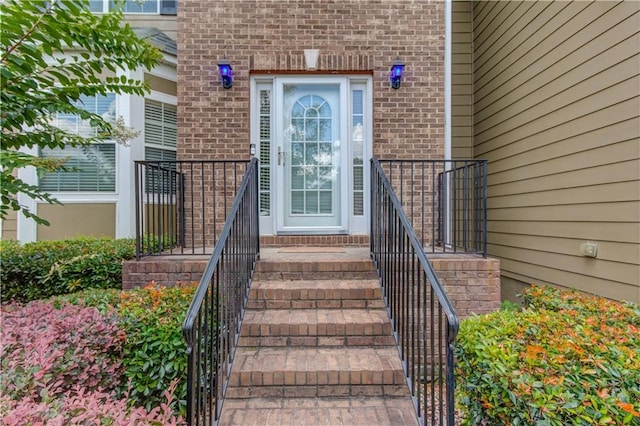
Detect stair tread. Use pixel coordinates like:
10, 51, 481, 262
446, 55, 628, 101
232, 347, 404, 374
243, 309, 389, 322
241, 309, 392, 339
251, 279, 380, 288
218, 396, 418, 426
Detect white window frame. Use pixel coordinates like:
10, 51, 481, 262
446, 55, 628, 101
39, 93, 119, 197
90, 0, 161, 14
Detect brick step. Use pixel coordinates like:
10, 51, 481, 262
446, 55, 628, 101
254, 255, 377, 281
218, 396, 418, 426
226, 347, 407, 399
238, 309, 395, 347
260, 235, 369, 247
247, 279, 384, 310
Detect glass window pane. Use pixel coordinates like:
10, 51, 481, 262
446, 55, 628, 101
305, 143, 318, 165
352, 117, 363, 133
310, 96, 324, 109
305, 192, 318, 214
319, 167, 332, 189
291, 119, 304, 140
305, 120, 318, 141
354, 166, 363, 191
291, 143, 304, 165
110, 0, 158, 13
40, 144, 116, 192
259, 88, 271, 216
260, 90, 271, 115
260, 120, 270, 140
145, 99, 177, 148
318, 102, 331, 117
291, 191, 304, 214
291, 167, 304, 189
319, 191, 332, 214
298, 95, 311, 108
318, 143, 332, 165
353, 193, 364, 216
352, 90, 363, 115
260, 193, 270, 216
305, 168, 318, 189
292, 103, 304, 118
319, 119, 332, 141
89, 1, 104, 12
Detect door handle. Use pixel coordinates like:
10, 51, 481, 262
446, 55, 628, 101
278, 146, 285, 166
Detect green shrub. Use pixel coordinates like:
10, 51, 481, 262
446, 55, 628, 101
0, 237, 135, 303
456, 285, 640, 425
53, 288, 122, 314
47, 284, 197, 415
0, 296, 185, 425
116, 283, 197, 413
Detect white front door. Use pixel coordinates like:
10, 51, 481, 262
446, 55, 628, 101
275, 80, 348, 233
252, 76, 371, 236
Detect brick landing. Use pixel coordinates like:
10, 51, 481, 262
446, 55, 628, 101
122, 248, 501, 318
218, 247, 419, 426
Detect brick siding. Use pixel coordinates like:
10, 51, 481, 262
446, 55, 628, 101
431, 256, 501, 318
178, 0, 445, 238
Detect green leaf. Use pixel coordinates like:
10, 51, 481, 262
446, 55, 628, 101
0, 0, 160, 223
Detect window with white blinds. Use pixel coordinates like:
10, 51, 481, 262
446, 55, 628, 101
258, 88, 271, 216
145, 99, 177, 152
145, 99, 177, 193
352, 89, 364, 216
40, 144, 116, 192
52, 94, 116, 137
90, 0, 165, 14
40, 94, 117, 192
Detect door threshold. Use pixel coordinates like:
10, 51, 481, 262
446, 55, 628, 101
276, 230, 349, 236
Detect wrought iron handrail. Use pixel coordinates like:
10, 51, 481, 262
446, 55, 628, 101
134, 160, 250, 259
371, 158, 460, 426
378, 159, 487, 257
181, 158, 260, 425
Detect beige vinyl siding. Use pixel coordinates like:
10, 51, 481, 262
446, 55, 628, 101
472, 0, 640, 303
1, 211, 18, 241
451, 0, 474, 159
145, 73, 177, 97
36, 203, 116, 241
124, 15, 177, 40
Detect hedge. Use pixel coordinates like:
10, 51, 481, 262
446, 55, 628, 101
456, 285, 640, 425
0, 237, 135, 303
1, 284, 197, 423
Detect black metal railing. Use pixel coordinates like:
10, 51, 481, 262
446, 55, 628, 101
181, 158, 260, 425
371, 159, 459, 426
378, 159, 487, 257
134, 160, 250, 259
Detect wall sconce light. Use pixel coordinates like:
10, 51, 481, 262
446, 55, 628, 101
390, 58, 405, 89
217, 58, 233, 89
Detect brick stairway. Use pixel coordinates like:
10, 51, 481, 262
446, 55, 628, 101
218, 247, 419, 425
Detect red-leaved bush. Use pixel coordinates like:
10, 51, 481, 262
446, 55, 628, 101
0, 381, 185, 425
0, 300, 186, 424
1, 301, 125, 400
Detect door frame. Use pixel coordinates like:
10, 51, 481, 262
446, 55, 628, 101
250, 75, 373, 236
274, 77, 349, 234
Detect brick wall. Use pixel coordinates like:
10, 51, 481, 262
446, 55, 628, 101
122, 257, 208, 289
431, 256, 501, 318
178, 0, 445, 160
122, 253, 501, 321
